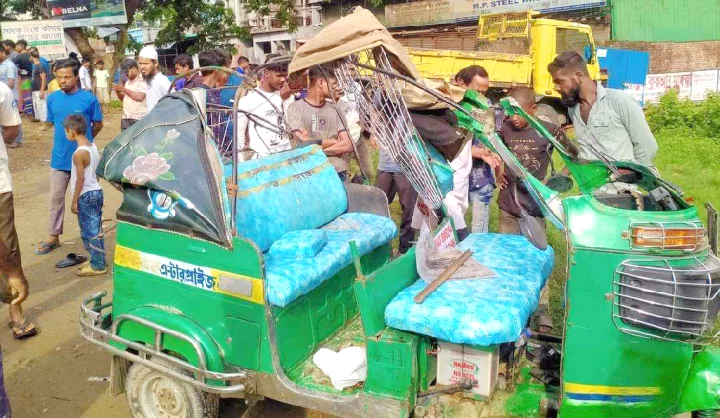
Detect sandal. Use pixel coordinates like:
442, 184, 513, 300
77, 264, 107, 277
35, 241, 61, 255
55, 253, 88, 269
11, 321, 38, 340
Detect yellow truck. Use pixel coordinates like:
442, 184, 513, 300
405, 11, 605, 124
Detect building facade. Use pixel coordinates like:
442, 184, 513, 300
224, 0, 323, 64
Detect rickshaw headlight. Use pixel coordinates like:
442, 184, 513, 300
631, 226, 706, 250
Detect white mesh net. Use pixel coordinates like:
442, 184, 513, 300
335, 48, 445, 211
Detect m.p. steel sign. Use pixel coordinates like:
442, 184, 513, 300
385, 0, 605, 27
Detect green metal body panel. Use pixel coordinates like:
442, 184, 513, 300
355, 247, 418, 337
610, 0, 720, 42
112, 223, 271, 374
273, 244, 390, 370
365, 327, 418, 407
354, 247, 431, 407
676, 348, 720, 414
504, 367, 558, 417
417, 337, 438, 392
112, 222, 423, 413
561, 248, 693, 417
113, 305, 227, 379
564, 194, 699, 252
559, 195, 710, 417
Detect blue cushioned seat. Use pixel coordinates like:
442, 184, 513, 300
229, 147, 396, 308
229, 146, 347, 252
265, 212, 397, 307
384, 233, 555, 346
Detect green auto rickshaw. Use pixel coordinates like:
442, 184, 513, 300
80, 10, 720, 418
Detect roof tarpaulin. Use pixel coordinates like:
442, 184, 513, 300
289, 7, 466, 109
289, 7, 420, 80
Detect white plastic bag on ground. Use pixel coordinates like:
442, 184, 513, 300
416, 220, 496, 283
312, 346, 367, 390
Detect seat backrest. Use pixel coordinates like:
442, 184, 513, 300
230, 146, 347, 252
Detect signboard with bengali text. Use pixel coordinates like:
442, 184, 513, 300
625, 70, 719, 105
690, 70, 719, 101
0, 20, 67, 61
666, 72, 692, 100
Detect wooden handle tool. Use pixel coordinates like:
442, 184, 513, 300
414, 249, 474, 304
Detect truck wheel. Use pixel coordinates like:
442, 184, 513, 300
125, 357, 219, 418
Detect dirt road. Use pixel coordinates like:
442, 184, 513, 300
3, 112, 319, 418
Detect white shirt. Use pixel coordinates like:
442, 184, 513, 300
0, 82, 22, 194
412, 140, 473, 230
79, 66, 92, 90
70, 144, 102, 196
336, 97, 361, 144
237, 88, 290, 158
145, 72, 171, 113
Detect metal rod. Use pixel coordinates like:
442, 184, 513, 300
417, 379, 475, 398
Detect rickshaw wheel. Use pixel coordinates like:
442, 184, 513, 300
125, 357, 220, 418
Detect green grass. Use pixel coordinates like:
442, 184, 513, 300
110, 99, 123, 111
376, 128, 720, 336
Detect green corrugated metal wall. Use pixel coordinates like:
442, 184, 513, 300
611, 0, 720, 42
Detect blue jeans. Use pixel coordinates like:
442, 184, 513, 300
469, 184, 494, 234
78, 190, 105, 270
0, 350, 10, 417
14, 125, 22, 145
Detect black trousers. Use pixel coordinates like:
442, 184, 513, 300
376, 171, 418, 254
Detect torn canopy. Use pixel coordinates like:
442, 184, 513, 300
289, 7, 465, 110
97, 92, 232, 248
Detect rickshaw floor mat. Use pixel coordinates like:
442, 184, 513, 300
384, 233, 555, 346
264, 212, 398, 307
285, 316, 366, 394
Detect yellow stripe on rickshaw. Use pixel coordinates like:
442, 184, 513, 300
564, 383, 662, 396
114, 245, 265, 304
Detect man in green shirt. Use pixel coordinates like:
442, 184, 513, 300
548, 51, 658, 167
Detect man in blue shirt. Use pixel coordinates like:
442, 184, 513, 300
173, 53, 194, 91
234, 56, 249, 76
35, 59, 103, 255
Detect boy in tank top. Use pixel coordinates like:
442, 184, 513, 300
65, 114, 106, 276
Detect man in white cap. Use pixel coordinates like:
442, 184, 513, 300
138, 45, 171, 112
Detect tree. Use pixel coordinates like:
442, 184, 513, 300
141, 1, 248, 53
1, 0, 248, 59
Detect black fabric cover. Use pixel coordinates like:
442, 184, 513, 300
410, 108, 468, 161
97, 92, 232, 248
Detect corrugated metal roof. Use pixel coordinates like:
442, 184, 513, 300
611, 0, 720, 42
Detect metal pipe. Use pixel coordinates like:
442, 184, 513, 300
417, 379, 475, 399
